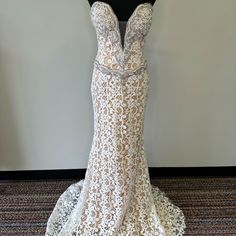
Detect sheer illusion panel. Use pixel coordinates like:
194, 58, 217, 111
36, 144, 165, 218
118, 21, 127, 50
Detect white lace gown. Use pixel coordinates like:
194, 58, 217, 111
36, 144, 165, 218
45, 2, 186, 235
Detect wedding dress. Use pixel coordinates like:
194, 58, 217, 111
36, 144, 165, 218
45, 2, 186, 235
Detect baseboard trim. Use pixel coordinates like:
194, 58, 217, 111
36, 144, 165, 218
0, 166, 235, 180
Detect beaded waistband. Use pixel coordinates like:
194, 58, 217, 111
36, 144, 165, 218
94, 60, 147, 77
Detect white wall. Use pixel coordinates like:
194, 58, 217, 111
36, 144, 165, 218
0, 0, 235, 170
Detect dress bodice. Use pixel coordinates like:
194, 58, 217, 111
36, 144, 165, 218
90, 1, 153, 72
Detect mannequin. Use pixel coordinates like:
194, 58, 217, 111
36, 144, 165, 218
88, 0, 156, 48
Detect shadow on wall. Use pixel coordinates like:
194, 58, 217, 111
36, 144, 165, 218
0, 54, 24, 170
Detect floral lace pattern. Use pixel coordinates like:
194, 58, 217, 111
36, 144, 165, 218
45, 2, 186, 235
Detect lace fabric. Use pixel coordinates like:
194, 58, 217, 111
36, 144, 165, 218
45, 2, 186, 235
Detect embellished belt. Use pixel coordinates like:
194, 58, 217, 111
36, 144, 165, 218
94, 60, 147, 77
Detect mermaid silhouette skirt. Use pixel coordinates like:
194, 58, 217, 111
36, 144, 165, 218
45, 2, 186, 235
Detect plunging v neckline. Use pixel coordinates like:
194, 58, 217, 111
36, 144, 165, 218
90, 1, 153, 54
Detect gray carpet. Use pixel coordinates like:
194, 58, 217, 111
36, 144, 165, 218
0, 176, 235, 235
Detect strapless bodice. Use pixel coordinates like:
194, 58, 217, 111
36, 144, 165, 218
90, 1, 153, 72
